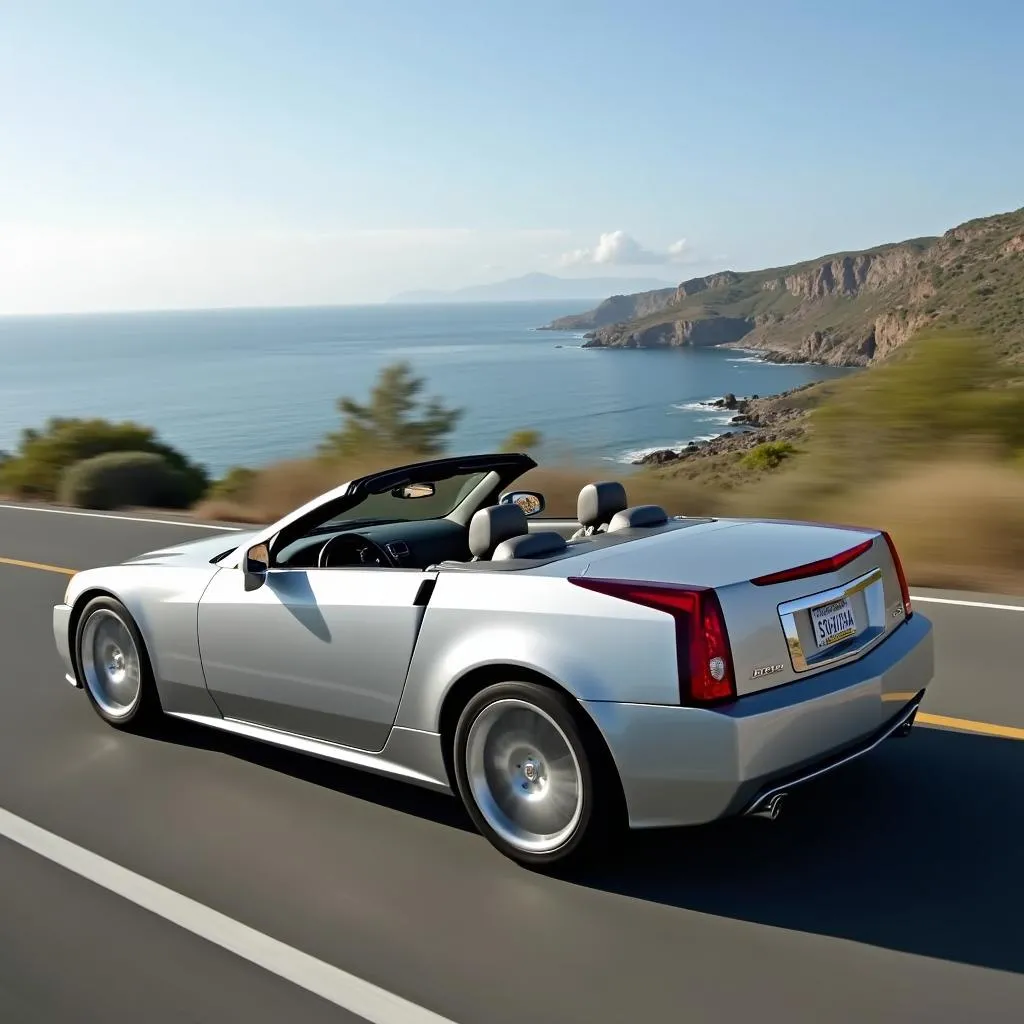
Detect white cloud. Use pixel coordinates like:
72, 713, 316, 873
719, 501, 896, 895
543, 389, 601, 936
560, 230, 691, 267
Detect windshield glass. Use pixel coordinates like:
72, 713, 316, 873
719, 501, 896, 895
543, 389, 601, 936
315, 470, 489, 530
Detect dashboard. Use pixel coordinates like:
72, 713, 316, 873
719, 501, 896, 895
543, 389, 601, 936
273, 518, 470, 571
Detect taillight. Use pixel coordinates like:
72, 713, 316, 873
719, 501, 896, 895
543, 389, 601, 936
750, 538, 874, 587
881, 531, 913, 618
567, 577, 736, 704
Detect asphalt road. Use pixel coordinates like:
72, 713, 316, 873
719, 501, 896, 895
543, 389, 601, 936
2, 501, 1023, 1023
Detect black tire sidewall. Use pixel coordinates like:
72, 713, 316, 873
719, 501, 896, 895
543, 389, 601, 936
74, 596, 160, 730
452, 680, 606, 868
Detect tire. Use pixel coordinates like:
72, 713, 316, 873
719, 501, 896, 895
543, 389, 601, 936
452, 680, 621, 870
74, 596, 162, 731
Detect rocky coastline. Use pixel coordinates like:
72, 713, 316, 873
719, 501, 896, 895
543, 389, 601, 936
632, 385, 816, 467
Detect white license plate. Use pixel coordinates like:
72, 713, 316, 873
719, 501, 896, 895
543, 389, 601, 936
810, 596, 857, 649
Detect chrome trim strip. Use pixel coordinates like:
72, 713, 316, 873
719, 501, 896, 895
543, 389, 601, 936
742, 694, 923, 816
165, 712, 451, 791
65, 673, 80, 688
778, 567, 887, 672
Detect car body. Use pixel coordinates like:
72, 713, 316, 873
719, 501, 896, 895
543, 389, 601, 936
52, 452, 934, 867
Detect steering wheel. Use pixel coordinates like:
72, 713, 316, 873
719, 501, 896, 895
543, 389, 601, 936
317, 532, 396, 569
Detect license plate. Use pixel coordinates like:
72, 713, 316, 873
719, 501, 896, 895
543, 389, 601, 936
810, 596, 857, 649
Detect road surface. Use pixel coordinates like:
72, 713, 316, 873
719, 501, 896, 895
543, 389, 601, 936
1, 502, 1022, 1023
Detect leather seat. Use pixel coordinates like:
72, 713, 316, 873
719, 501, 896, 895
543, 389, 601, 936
607, 504, 669, 531
570, 481, 628, 540
468, 504, 529, 560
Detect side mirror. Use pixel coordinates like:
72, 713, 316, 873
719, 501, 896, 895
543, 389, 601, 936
242, 542, 270, 591
391, 482, 436, 499
500, 490, 545, 517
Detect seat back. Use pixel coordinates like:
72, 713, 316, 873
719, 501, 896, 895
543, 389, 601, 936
571, 481, 628, 540
607, 504, 669, 532
468, 504, 528, 560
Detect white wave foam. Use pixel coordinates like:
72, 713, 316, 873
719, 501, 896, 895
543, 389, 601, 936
671, 396, 724, 411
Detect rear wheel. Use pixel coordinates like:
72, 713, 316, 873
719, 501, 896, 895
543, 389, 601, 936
452, 680, 620, 869
75, 596, 161, 731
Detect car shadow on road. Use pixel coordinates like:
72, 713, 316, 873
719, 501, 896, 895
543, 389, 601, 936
154, 715, 475, 832
574, 727, 1024, 976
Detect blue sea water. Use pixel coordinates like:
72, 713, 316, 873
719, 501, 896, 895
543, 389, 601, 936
0, 302, 854, 477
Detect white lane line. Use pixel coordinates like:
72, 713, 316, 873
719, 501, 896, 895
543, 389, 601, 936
0, 806, 457, 1024
0, 504, 243, 531
910, 595, 1024, 613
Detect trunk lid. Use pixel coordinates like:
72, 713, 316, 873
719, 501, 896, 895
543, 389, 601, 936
578, 518, 909, 696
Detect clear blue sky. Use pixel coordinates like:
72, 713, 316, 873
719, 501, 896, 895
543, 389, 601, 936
2, 0, 1022, 313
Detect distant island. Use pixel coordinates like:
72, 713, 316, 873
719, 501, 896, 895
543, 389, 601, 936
387, 272, 677, 305
540, 206, 1024, 367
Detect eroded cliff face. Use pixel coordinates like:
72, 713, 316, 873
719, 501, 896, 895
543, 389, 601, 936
543, 205, 1024, 366
543, 288, 677, 331
583, 315, 755, 349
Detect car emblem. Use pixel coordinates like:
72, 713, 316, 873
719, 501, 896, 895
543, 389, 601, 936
751, 663, 784, 679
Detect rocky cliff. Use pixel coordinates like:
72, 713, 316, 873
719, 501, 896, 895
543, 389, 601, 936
544, 206, 1024, 366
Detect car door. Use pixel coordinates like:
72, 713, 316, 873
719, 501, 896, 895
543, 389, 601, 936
196, 563, 437, 752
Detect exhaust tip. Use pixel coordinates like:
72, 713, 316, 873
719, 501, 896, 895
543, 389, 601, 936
751, 792, 787, 820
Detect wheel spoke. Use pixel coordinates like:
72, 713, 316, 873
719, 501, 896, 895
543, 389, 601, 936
80, 609, 143, 719
465, 697, 584, 855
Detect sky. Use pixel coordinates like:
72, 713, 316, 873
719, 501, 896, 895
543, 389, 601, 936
1, 0, 1023, 314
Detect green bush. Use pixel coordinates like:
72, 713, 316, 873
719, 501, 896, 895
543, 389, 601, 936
740, 441, 797, 470
58, 451, 196, 511
0, 416, 209, 502
500, 428, 542, 453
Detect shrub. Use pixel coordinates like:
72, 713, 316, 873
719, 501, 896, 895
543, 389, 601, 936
207, 465, 259, 502
500, 428, 542, 453
0, 416, 208, 502
740, 441, 797, 471
58, 451, 196, 511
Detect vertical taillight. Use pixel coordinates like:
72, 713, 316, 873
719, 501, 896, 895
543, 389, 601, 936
567, 577, 737, 704
881, 532, 913, 619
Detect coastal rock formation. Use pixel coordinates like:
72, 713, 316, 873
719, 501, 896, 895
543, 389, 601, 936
582, 315, 754, 349
541, 205, 1024, 367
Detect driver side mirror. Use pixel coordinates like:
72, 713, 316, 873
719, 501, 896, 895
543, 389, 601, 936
500, 490, 545, 517
242, 542, 270, 591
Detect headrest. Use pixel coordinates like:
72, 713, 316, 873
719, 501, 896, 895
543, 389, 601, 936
492, 531, 568, 562
578, 481, 628, 529
607, 504, 669, 531
469, 504, 528, 559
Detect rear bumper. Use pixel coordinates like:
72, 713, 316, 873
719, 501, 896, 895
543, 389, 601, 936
581, 612, 934, 829
52, 603, 79, 687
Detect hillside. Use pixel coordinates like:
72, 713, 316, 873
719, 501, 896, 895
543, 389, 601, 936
542, 207, 1024, 366
388, 272, 676, 304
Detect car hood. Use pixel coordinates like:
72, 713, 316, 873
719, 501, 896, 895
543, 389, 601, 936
122, 529, 260, 567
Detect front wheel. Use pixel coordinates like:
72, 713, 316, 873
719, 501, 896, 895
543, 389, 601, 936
452, 681, 620, 869
75, 596, 162, 731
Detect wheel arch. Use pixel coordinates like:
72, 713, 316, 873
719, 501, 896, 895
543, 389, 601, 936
436, 663, 625, 814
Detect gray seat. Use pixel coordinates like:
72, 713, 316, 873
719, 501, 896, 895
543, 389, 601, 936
468, 503, 528, 560
607, 504, 669, 531
570, 481, 628, 540
492, 531, 568, 562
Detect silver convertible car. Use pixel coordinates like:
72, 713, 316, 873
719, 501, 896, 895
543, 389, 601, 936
52, 452, 934, 868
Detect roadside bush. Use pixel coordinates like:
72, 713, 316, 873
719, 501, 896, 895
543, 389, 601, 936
58, 451, 196, 511
0, 416, 209, 502
740, 441, 796, 471
500, 428, 543, 453
206, 465, 259, 502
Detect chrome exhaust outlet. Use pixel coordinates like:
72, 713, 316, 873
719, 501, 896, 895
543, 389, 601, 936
750, 792, 787, 820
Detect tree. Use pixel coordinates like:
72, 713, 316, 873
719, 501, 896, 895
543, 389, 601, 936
318, 362, 463, 458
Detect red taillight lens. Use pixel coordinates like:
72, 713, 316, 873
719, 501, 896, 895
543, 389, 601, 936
567, 577, 736, 704
881, 531, 912, 618
750, 538, 874, 587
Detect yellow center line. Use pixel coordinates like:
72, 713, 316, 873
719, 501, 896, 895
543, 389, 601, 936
916, 712, 1024, 741
0, 555, 77, 576
2, 554, 1023, 742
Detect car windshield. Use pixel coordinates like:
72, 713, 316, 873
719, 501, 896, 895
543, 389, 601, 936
314, 469, 490, 530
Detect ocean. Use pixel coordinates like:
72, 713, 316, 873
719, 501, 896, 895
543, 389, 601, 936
0, 302, 854, 478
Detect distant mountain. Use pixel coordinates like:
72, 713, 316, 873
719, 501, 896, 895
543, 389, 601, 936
387, 272, 678, 305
